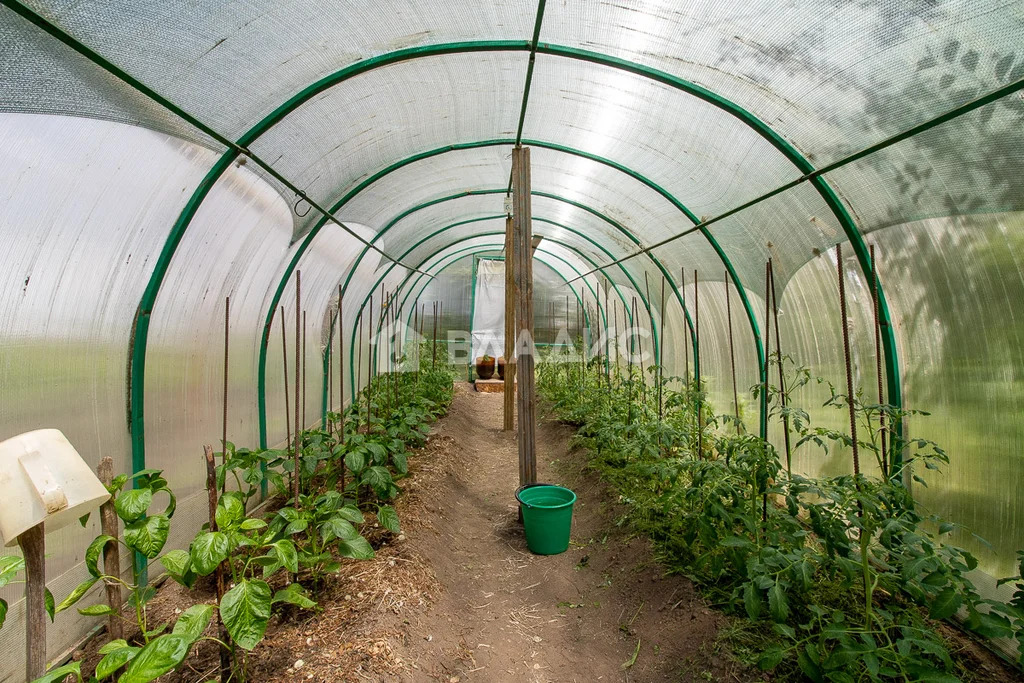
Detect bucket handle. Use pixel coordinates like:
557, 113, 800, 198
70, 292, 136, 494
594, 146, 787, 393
515, 483, 553, 509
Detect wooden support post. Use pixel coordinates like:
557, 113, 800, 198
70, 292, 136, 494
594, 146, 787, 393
97, 457, 122, 642
504, 214, 516, 432
20, 523, 46, 681
204, 446, 231, 681
512, 145, 537, 486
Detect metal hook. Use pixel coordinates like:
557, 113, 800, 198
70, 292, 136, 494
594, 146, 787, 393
293, 196, 312, 217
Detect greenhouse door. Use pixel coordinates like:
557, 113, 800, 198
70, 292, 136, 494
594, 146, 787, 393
469, 257, 506, 363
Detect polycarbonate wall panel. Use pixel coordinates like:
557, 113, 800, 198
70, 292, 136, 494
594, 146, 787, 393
827, 91, 1024, 233
144, 160, 295, 573
18, 0, 534, 139
524, 55, 798, 221
340, 146, 513, 228
542, 0, 1024, 168
0, 8, 220, 149
870, 213, 1024, 579
768, 245, 880, 480
249, 53, 527, 237
0, 114, 221, 677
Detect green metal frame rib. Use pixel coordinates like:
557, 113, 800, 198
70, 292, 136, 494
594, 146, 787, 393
361, 236, 611, 396
16, 21, 895, 481
347, 221, 642, 404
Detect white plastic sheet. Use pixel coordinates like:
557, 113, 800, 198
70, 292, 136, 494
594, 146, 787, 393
469, 258, 506, 361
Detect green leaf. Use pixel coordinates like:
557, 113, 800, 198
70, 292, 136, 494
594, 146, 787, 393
29, 661, 81, 683
758, 646, 784, 670
84, 535, 117, 579
190, 531, 230, 576
78, 603, 117, 616
391, 451, 408, 475
124, 515, 170, 559
377, 506, 400, 534
344, 450, 365, 474
272, 540, 299, 574
272, 583, 316, 609
768, 583, 790, 623
0, 555, 25, 588
742, 582, 761, 620
159, 549, 190, 577
0, 599, 7, 629
338, 536, 375, 560
220, 579, 272, 650
321, 517, 358, 543
45, 588, 54, 622
216, 493, 245, 529
337, 505, 364, 524
362, 466, 393, 495
171, 604, 214, 642
56, 577, 99, 613
119, 634, 191, 683
114, 488, 153, 523
98, 639, 130, 655
96, 644, 139, 679
929, 587, 962, 620
239, 518, 267, 531
796, 645, 823, 683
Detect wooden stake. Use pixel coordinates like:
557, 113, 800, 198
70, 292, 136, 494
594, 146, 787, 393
431, 301, 438, 371
504, 215, 516, 432
367, 295, 374, 431
338, 288, 346, 495
681, 268, 689, 382
20, 523, 45, 681
222, 296, 230, 458
204, 445, 231, 681
870, 245, 888, 478
302, 310, 307, 429
659, 277, 666, 428
97, 457, 122, 642
294, 271, 301, 504
768, 259, 793, 475
280, 306, 291, 446
694, 270, 702, 459
512, 145, 537, 485
836, 245, 861, 476
356, 311, 363, 428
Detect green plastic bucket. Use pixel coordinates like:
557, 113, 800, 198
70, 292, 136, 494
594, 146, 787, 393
516, 484, 577, 555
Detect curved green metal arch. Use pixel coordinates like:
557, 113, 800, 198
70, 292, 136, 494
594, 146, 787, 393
346, 221, 650, 404
132, 39, 896, 469
341, 203, 667, 395
322, 241, 600, 422
358, 236, 614, 407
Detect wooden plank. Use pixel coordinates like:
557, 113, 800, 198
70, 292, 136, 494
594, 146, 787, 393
512, 146, 537, 485
97, 457, 123, 642
503, 214, 515, 432
19, 523, 45, 680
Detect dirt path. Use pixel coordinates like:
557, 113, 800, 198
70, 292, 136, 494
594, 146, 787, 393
383, 384, 740, 682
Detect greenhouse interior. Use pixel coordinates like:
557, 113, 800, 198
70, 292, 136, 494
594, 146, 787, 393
1, 0, 1023, 681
